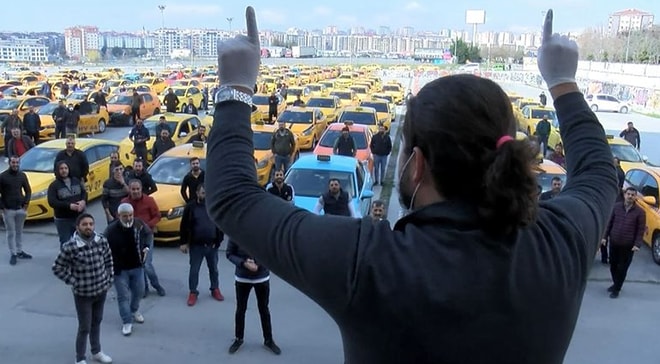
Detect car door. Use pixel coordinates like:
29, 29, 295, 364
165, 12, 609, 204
608, 96, 621, 111
355, 164, 370, 217
83, 145, 105, 199
637, 171, 659, 243
77, 101, 95, 134
175, 120, 191, 144
314, 109, 326, 135
140, 94, 153, 117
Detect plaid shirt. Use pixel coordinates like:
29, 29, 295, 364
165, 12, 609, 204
52, 231, 114, 297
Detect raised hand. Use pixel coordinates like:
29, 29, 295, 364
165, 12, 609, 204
217, 6, 261, 95
537, 10, 579, 89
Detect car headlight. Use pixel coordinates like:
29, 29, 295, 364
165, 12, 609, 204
256, 158, 269, 168
32, 189, 48, 199
302, 126, 314, 136
167, 206, 184, 219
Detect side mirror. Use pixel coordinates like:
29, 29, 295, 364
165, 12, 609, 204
643, 155, 649, 162
361, 190, 374, 200
642, 195, 657, 206
179, 131, 188, 137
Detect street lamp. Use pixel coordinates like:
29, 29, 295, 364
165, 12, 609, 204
158, 5, 166, 68
227, 17, 233, 33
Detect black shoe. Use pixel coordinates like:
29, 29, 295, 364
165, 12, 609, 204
228, 338, 243, 354
607, 285, 616, 292
155, 286, 166, 296
9, 254, 17, 265
609, 291, 619, 299
601, 259, 609, 265
17, 251, 32, 259
264, 339, 281, 355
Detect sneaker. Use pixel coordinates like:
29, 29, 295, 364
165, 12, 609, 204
75, 360, 88, 364
156, 286, 166, 296
228, 338, 243, 354
264, 339, 282, 355
609, 291, 620, 299
17, 251, 32, 259
607, 285, 616, 292
187, 292, 198, 306
211, 288, 224, 301
91, 351, 113, 363
133, 312, 145, 324
9, 254, 17, 265
121, 323, 132, 336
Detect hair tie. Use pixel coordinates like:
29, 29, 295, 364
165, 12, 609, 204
496, 135, 514, 149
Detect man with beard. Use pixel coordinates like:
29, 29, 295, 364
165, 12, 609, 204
539, 176, 562, 201
126, 159, 157, 195
54, 136, 90, 182
269, 120, 295, 173
102, 165, 129, 224
369, 200, 388, 224
48, 161, 87, 246
163, 88, 180, 113
369, 124, 392, 185
0, 155, 32, 265
151, 129, 175, 160
180, 157, 205, 203
313, 178, 356, 217
53, 213, 114, 364
128, 119, 150, 163
187, 125, 207, 143
333, 127, 357, 157
266, 169, 294, 203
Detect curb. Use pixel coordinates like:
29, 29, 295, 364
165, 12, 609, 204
378, 116, 403, 216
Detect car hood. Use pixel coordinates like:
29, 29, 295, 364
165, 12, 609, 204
40, 115, 55, 128
151, 184, 185, 210
293, 196, 319, 213
24, 172, 55, 193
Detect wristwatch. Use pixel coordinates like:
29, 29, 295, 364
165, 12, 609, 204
214, 86, 253, 107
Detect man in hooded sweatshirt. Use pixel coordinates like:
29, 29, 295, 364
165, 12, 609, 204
48, 161, 87, 245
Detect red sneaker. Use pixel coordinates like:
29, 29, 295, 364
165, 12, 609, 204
187, 292, 198, 306
211, 288, 225, 301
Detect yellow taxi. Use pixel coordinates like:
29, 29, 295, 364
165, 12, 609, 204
622, 165, 660, 264
334, 73, 355, 88
607, 135, 650, 173
382, 83, 404, 104
336, 106, 379, 134
533, 159, 567, 194
299, 70, 317, 84
38, 101, 110, 141
118, 113, 206, 164
4, 85, 46, 97
370, 92, 395, 106
171, 79, 201, 88
284, 86, 311, 105
104, 79, 133, 93
518, 105, 562, 152
20, 138, 119, 220
349, 85, 370, 102
319, 80, 335, 91
260, 76, 278, 92
329, 89, 359, 106
252, 93, 285, 122
158, 86, 204, 111
204, 105, 263, 126
275, 106, 327, 150
359, 98, 394, 129
515, 98, 541, 111
252, 121, 300, 185
66, 91, 95, 104
106, 91, 162, 126
306, 96, 341, 123
0, 95, 51, 121
200, 75, 218, 90
307, 83, 329, 97
507, 92, 525, 105
139, 77, 168, 94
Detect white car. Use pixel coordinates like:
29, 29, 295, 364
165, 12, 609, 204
585, 94, 630, 113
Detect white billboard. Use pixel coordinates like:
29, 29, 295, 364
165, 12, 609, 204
466, 10, 486, 24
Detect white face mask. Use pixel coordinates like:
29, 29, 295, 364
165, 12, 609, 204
68, 107, 73, 111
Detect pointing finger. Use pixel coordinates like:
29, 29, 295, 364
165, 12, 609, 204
245, 6, 260, 46
543, 9, 553, 44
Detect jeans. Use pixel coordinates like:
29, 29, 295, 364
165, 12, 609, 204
4, 208, 26, 255
66, 126, 78, 137
55, 124, 66, 139
609, 245, 635, 292
54, 217, 77, 246
538, 135, 549, 153
74, 292, 107, 362
274, 154, 290, 174
143, 236, 162, 290
189, 245, 219, 294
134, 146, 148, 163
114, 267, 145, 324
234, 280, 273, 341
373, 154, 388, 183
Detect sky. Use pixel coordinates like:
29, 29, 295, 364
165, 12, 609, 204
3, 1, 660, 34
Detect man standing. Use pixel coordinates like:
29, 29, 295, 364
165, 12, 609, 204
48, 161, 87, 246
313, 178, 357, 217
187, 125, 207, 143
270, 120, 295, 173
130, 91, 142, 124
23, 106, 41, 144
601, 157, 628, 264
151, 129, 175, 160
52, 213, 113, 364
52, 100, 67, 139
102, 165, 129, 224
180, 184, 225, 306
184, 98, 198, 115
92, 89, 107, 110
129, 119, 150, 163
54, 136, 89, 182
539, 177, 563, 201
292, 94, 304, 107
267, 91, 279, 123
266, 169, 294, 203
369, 124, 392, 185
121, 179, 165, 297
2, 109, 22, 158
104, 203, 150, 336
0, 155, 32, 265
539, 91, 547, 106
126, 159, 157, 195
155, 115, 172, 136
601, 187, 646, 298
6, 127, 35, 157
333, 127, 357, 157
619, 121, 641, 149
163, 88, 180, 113
180, 157, 205, 203
547, 143, 565, 168
226, 239, 281, 355
534, 115, 551, 153
64, 103, 81, 136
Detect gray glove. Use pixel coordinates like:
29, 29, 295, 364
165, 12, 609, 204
217, 7, 260, 95
537, 10, 579, 89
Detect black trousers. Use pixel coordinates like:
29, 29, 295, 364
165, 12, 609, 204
268, 109, 278, 123
234, 280, 273, 341
131, 107, 140, 123
609, 244, 635, 292
74, 292, 107, 362
27, 131, 39, 145
55, 124, 66, 139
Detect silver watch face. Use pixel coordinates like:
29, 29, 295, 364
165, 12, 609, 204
216, 87, 234, 101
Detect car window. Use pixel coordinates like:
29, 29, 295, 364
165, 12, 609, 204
142, 94, 152, 103
96, 144, 118, 160
608, 96, 619, 102
26, 98, 49, 108
149, 156, 207, 185
640, 172, 659, 200
179, 122, 190, 135
356, 166, 364, 192
626, 169, 647, 188
85, 146, 101, 165
188, 117, 199, 130
284, 169, 355, 198
597, 95, 607, 101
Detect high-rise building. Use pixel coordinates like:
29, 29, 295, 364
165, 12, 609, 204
608, 8, 654, 35
0, 38, 48, 62
64, 26, 100, 59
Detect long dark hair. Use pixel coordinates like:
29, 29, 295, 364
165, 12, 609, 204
402, 75, 538, 237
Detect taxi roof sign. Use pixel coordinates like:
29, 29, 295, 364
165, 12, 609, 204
317, 155, 331, 162
192, 141, 205, 148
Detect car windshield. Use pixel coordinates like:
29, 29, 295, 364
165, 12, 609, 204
285, 169, 355, 198
107, 95, 132, 105
143, 121, 179, 137
19, 147, 61, 173
68, 93, 88, 100
253, 131, 272, 150
320, 82, 333, 88
319, 130, 367, 149
171, 89, 187, 96
330, 91, 351, 100
106, 80, 122, 87
252, 95, 269, 105
382, 85, 400, 92
536, 172, 567, 194
531, 109, 557, 120
360, 102, 388, 112
0, 98, 20, 110
611, 143, 644, 163
338, 75, 352, 80
278, 110, 313, 124
38, 103, 59, 115
339, 111, 376, 126
149, 156, 207, 185
287, 88, 303, 96
307, 98, 334, 108
350, 87, 367, 93
308, 85, 323, 91
201, 77, 216, 83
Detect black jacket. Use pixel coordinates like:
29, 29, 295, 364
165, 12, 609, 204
104, 218, 151, 274
205, 93, 618, 363
126, 170, 157, 195
52, 105, 67, 125
47, 164, 87, 219
369, 131, 392, 156
64, 110, 80, 130
179, 199, 223, 246
164, 93, 179, 111
54, 149, 89, 181
22, 112, 41, 134
151, 137, 175, 160
0, 168, 31, 209
184, 103, 198, 115
180, 170, 205, 202
226, 239, 269, 280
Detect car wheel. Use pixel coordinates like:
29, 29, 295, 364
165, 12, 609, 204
653, 233, 660, 265
590, 104, 599, 112
97, 118, 106, 133
312, 135, 317, 148
154, 108, 161, 115
620, 106, 628, 114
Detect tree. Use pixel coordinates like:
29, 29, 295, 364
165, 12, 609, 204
271, 39, 298, 48
450, 39, 481, 64
577, 27, 660, 64
100, 45, 108, 59
111, 46, 123, 58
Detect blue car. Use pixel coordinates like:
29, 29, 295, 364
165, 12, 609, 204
284, 154, 375, 217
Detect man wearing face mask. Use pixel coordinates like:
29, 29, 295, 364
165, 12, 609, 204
266, 169, 294, 203
312, 178, 356, 217
333, 127, 357, 157
104, 203, 151, 336
64, 103, 80, 137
